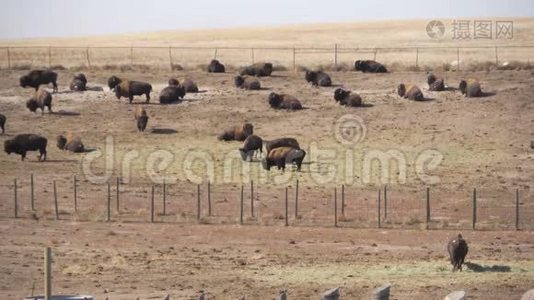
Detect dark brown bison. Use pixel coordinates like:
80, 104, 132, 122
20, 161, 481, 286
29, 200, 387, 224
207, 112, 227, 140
19, 70, 58, 92
262, 146, 306, 171
4, 134, 47, 161
208, 59, 225, 73
354, 60, 387, 73
69, 73, 87, 91
305, 71, 332, 87
268, 93, 302, 110
108, 76, 152, 104
447, 234, 468, 272
57, 132, 85, 153
182, 78, 199, 93
265, 138, 300, 154
459, 79, 482, 97
334, 88, 363, 107
217, 123, 253, 141
26, 89, 53, 114
135, 107, 149, 132
240, 63, 273, 77
427, 72, 445, 91
234, 75, 261, 90
0, 113, 5, 134
398, 83, 424, 101
239, 134, 263, 161
159, 79, 185, 104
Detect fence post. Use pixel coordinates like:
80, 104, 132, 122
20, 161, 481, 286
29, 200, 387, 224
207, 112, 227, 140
384, 185, 387, 219
53, 181, 59, 220
250, 180, 254, 217
6, 47, 11, 69
292, 48, 296, 72
162, 178, 166, 216
73, 175, 77, 212
168, 46, 173, 70
295, 179, 299, 218
251, 48, 254, 64
334, 187, 338, 227
151, 185, 155, 223
456, 47, 460, 71
85, 47, 91, 68
495, 46, 499, 66
207, 181, 211, 216
415, 47, 419, 68
214, 48, 218, 59
285, 187, 289, 226
240, 185, 244, 225
377, 188, 381, 228
48, 46, 52, 68
373, 49, 377, 61
334, 44, 338, 68
426, 187, 430, 229
341, 184, 345, 218
197, 184, 201, 222
14, 179, 18, 218
473, 188, 477, 230
515, 189, 519, 230
129, 47, 133, 66
116, 177, 120, 213
44, 247, 52, 300
107, 183, 111, 222
31, 173, 35, 211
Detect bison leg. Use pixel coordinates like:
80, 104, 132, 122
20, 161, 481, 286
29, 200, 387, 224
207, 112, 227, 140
21, 151, 26, 161
53, 81, 58, 93
47, 103, 53, 113
145, 92, 150, 103
41, 149, 47, 161
129, 95, 134, 104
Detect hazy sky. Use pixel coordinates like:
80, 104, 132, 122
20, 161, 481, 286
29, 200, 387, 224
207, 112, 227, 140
1, 0, 533, 39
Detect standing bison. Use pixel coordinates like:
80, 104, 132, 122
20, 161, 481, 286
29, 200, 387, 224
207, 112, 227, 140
159, 79, 185, 104
334, 88, 363, 107
135, 107, 149, 132
427, 72, 445, 91
305, 71, 332, 87
234, 75, 261, 90
69, 73, 87, 91
459, 78, 482, 97
268, 93, 302, 110
398, 83, 424, 101
239, 134, 263, 161
0, 113, 5, 134
19, 70, 58, 92
447, 234, 468, 272
26, 89, 53, 114
265, 138, 300, 154
108, 76, 152, 103
240, 63, 273, 77
4, 134, 47, 161
354, 60, 388, 73
262, 146, 306, 172
217, 123, 253, 141
57, 133, 85, 153
208, 59, 225, 73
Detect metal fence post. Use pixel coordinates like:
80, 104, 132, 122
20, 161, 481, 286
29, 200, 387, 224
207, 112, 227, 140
48, 46, 52, 67
73, 175, 77, 212
107, 183, 111, 222
457, 47, 460, 71
334, 44, 338, 68
197, 184, 201, 221
426, 187, 430, 229
415, 47, 419, 68
44, 247, 52, 300
14, 179, 18, 218
334, 187, 338, 227
295, 179, 299, 218
168, 46, 173, 70
6, 47, 11, 69
495, 46, 499, 66
250, 180, 254, 217
377, 188, 381, 228
251, 48, 254, 64
472, 188, 477, 230
384, 185, 387, 219
240, 185, 244, 225
515, 189, 520, 230
85, 47, 91, 68
31, 173, 35, 211
207, 181, 211, 216
285, 187, 289, 226
292, 48, 296, 72
162, 178, 166, 216
53, 181, 59, 220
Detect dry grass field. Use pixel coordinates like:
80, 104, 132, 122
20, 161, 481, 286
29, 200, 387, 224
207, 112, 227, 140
1, 19, 534, 299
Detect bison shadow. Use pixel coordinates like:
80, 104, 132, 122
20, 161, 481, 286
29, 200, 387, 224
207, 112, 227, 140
151, 128, 177, 134
87, 86, 105, 92
478, 91, 497, 98
31, 159, 78, 163
269, 74, 289, 78
464, 262, 511, 273
52, 110, 81, 116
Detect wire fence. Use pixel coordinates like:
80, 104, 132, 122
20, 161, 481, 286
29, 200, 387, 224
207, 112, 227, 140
1, 44, 534, 71
1, 173, 533, 231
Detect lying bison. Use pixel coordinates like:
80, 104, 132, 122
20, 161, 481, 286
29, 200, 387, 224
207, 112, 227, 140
334, 88, 363, 107
427, 72, 445, 91
397, 83, 424, 101
159, 79, 185, 104
217, 123, 253, 141
241, 62, 273, 77
108, 76, 152, 103
69, 73, 87, 91
135, 107, 149, 132
239, 134, 263, 161
26, 89, 53, 114
57, 133, 85, 153
265, 138, 300, 154
268, 93, 302, 110
20, 70, 58, 92
234, 75, 261, 90
0, 113, 5, 134
305, 71, 332, 87
447, 233, 468, 272
4, 134, 47, 161
459, 78, 482, 97
208, 59, 225, 73
354, 60, 388, 73
262, 146, 306, 172
182, 78, 199, 93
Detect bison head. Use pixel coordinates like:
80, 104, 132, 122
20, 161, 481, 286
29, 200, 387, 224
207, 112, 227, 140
242, 123, 253, 137
305, 71, 317, 84
114, 85, 123, 99
4, 139, 14, 154
334, 88, 350, 102
19, 75, 32, 88
264, 63, 273, 73
107, 76, 121, 90
427, 72, 437, 85
137, 116, 148, 132
56, 135, 67, 150
268, 92, 282, 108
459, 80, 467, 95
168, 78, 179, 86
397, 84, 407, 97
75, 73, 87, 84
234, 76, 245, 88
26, 99, 39, 112
261, 158, 270, 170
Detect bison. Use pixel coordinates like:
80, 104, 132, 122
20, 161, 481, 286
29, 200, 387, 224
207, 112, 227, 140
240, 62, 273, 77
447, 233, 468, 272
305, 71, 332, 87
262, 146, 306, 172
239, 134, 263, 161
69, 73, 87, 91
427, 72, 445, 91
0, 113, 5, 134
268, 93, 302, 110
459, 79, 482, 97
208, 59, 225, 73
135, 107, 149, 132
19, 70, 58, 92
334, 88, 363, 107
4, 134, 47, 161
234, 75, 261, 90
108, 76, 152, 104
159, 79, 185, 104
26, 89, 53, 114
182, 78, 199, 93
57, 132, 85, 153
217, 123, 253, 141
398, 83, 424, 101
168, 78, 180, 86
265, 138, 300, 154
354, 60, 387, 73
